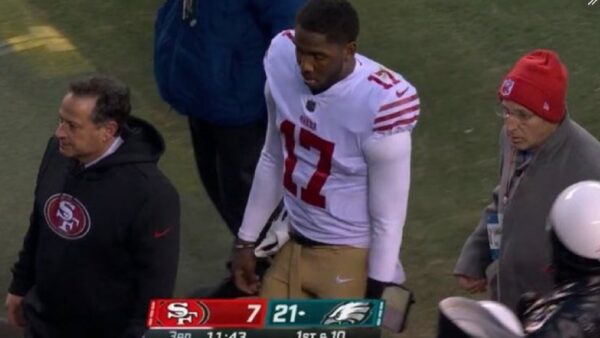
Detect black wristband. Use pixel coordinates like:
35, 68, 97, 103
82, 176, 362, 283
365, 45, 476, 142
366, 278, 388, 299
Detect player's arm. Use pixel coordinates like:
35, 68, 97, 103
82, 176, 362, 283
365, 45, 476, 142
237, 82, 284, 243
364, 131, 412, 298
126, 180, 180, 338
233, 82, 284, 294
363, 79, 420, 297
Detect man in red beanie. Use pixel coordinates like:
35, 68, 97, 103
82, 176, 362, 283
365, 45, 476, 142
454, 49, 600, 311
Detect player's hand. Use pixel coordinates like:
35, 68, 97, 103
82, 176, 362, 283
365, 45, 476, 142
5, 292, 26, 328
232, 246, 260, 295
456, 275, 487, 293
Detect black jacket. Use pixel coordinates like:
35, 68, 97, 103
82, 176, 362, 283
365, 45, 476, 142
521, 276, 600, 338
9, 117, 180, 338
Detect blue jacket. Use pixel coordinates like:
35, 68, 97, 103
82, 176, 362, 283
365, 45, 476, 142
154, 0, 304, 126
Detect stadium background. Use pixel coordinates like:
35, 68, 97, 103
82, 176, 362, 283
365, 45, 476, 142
0, 0, 598, 337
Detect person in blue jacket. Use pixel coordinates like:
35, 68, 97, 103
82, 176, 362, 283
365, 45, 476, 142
154, 0, 305, 237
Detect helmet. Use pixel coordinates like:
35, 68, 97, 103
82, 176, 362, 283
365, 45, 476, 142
548, 180, 600, 279
549, 181, 600, 260
437, 297, 524, 338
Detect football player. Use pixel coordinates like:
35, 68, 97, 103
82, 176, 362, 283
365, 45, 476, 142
232, 0, 420, 299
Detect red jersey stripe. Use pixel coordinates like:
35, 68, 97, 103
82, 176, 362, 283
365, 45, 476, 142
378, 94, 419, 112
374, 104, 420, 124
373, 115, 419, 132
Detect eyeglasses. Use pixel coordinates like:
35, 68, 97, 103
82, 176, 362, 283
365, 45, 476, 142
495, 105, 535, 123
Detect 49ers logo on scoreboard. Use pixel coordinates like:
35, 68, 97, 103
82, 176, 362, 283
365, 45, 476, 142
44, 193, 91, 239
150, 300, 210, 327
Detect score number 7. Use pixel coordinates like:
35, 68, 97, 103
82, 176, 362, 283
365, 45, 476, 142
280, 120, 334, 208
247, 304, 262, 323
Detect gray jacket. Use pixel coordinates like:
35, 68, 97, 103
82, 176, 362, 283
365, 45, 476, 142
455, 118, 600, 311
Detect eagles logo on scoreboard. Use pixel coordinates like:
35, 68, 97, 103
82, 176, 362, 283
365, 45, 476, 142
322, 301, 373, 325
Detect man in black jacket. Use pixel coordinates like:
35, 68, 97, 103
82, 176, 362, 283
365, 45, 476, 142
4, 75, 180, 338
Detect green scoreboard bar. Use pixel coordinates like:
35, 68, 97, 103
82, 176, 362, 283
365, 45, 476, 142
265, 299, 384, 328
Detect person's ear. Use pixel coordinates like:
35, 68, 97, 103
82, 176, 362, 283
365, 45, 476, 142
344, 41, 357, 61
102, 120, 119, 140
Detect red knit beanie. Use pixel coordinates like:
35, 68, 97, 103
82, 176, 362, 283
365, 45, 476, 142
498, 49, 568, 123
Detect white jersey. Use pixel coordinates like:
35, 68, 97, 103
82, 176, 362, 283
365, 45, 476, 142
239, 30, 420, 282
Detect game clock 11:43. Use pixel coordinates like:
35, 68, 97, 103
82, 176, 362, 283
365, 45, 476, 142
205, 332, 246, 338
167, 331, 247, 338
167, 330, 349, 338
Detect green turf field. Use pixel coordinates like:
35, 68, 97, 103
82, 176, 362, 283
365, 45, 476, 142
0, 0, 598, 337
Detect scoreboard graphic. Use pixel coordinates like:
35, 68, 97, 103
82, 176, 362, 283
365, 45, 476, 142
146, 299, 384, 338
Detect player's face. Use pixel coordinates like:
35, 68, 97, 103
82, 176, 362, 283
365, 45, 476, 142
501, 100, 558, 151
294, 26, 356, 94
54, 92, 116, 163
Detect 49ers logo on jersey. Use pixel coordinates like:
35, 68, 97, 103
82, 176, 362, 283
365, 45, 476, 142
44, 193, 91, 239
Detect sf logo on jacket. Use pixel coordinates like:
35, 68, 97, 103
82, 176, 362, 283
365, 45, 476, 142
44, 193, 91, 239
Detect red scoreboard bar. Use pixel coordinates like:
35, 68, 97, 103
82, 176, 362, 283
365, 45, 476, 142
148, 299, 268, 329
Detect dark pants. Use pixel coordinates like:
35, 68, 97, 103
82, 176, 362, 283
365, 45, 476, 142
188, 117, 282, 298
188, 117, 266, 236
23, 287, 133, 338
